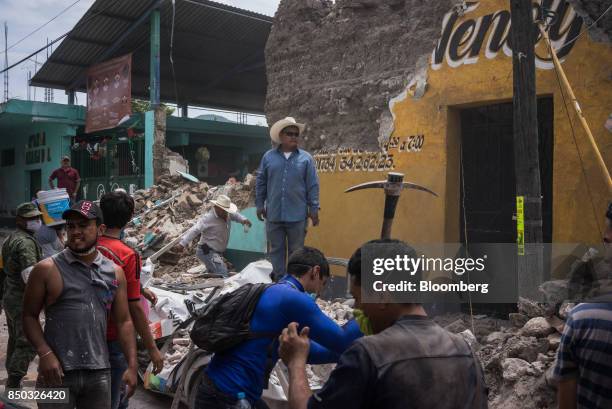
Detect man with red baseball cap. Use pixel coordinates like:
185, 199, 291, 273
22, 200, 137, 409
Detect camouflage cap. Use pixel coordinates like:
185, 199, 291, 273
16, 202, 42, 218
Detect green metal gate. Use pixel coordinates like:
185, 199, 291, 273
73, 138, 144, 201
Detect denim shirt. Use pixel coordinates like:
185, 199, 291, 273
255, 147, 320, 222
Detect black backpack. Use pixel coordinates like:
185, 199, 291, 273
190, 282, 276, 352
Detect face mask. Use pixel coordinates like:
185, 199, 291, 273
26, 219, 42, 232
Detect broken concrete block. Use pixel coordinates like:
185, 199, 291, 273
459, 329, 478, 349
547, 333, 561, 350
502, 358, 537, 382
537, 353, 554, 363
546, 315, 565, 334
158, 251, 182, 265
538, 280, 570, 305
558, 301, 575, 320
485, 331, 511, 345
186, 193, 203, 208
522, 317, 554, 338
509, 313, 529, 328
506, 336, 549, 363
518, 297, 547, 319
531, 361, 546, 376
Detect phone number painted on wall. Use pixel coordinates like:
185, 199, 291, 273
314, 134, 425, 173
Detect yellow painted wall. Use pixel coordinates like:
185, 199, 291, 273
308, 0, 611, 273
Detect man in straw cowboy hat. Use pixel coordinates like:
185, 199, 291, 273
174, 195, 252, 277
256, 117, 320, 281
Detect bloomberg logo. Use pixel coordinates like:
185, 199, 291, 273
431, 0, 583, 70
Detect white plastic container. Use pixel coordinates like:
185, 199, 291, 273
37, 189, 70, 226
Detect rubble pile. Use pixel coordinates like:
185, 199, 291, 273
437, 298, 575, 409
124, 173, 256, 282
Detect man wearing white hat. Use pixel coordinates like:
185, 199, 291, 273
256, 117, 320, 280
175, 195, 252, 277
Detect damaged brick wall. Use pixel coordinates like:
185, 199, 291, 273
265, 0, 455, 151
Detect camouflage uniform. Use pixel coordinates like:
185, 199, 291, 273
2, 204, 43, 387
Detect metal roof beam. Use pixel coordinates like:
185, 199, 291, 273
68, 0, 165, 90
66, 36, 113, 47
48, 58, 89, 69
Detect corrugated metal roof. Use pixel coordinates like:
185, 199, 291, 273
31, 0, 273, 113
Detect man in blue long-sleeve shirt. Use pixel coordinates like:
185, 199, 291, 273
256, 117, 320, 280
195, 247, 363, 409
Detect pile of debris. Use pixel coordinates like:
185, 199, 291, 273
123, 172, 256, 283
436, 297, 573, 409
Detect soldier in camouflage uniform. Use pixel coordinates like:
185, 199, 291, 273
2, 202, 43, 388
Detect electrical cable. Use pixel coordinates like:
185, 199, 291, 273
459, 140, 476, 336
548, 41, 603, 239
561, 3, 612, 48
0, 0, 123, 75
0, 0, 82, 56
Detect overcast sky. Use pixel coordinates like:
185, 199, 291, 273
0, 0, 280, 120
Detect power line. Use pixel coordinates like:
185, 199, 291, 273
548, 41, 603, 239
0, 0, 83, 56
0, 0, 123, 75
551, 3, 612, 50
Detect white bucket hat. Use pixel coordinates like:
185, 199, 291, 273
210, 195, 237, 214
269, 117, 306, 144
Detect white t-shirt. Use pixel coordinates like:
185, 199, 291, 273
283, 152, 291, 159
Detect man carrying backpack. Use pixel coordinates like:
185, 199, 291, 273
193, 247, 363, 409
278, 240, 488, 409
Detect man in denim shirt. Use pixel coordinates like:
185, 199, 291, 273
256, 117, 320, 280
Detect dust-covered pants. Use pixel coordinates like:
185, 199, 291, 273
37, 369, 111, 409
3, 293, 36, 382
196, 247, 228, 277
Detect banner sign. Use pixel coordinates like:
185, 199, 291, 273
85, 53, 132, 133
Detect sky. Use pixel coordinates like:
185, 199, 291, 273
0, 0, 280, 122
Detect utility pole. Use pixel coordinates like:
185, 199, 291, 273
510, 0, 545, 300
4, 22, 8, 102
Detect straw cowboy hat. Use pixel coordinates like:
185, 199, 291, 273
269, 117, 306, 144
210, 195, 237, 214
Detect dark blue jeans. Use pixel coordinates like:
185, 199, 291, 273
266, 220, 307, 279
36, 369, 110, 409
195, 373, 270, 409
108, 340, 129, 409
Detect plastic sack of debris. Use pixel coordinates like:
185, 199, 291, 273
141, 257, 155, 288
147, 287, 192, 339
221, 259, 273, 294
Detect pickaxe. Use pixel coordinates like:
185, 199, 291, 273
345, 172, 438, 239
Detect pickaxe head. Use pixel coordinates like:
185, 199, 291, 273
345, 172, 437, 239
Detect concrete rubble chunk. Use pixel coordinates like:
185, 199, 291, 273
505, 336, 549, 363
521, 317, 554, 338
459, 329, 478, 349
518, 297, 547, 319
509, 313, 529, 328
558, 301, 576, 320
485, 331, 511, 345
502, 358, 537, 382
547, 333, 561, 350
538, 280, 570, 305
186, 193, 203, 208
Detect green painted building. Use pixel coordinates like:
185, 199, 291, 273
0, 99, 270, 225
0, 100, 84, 218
